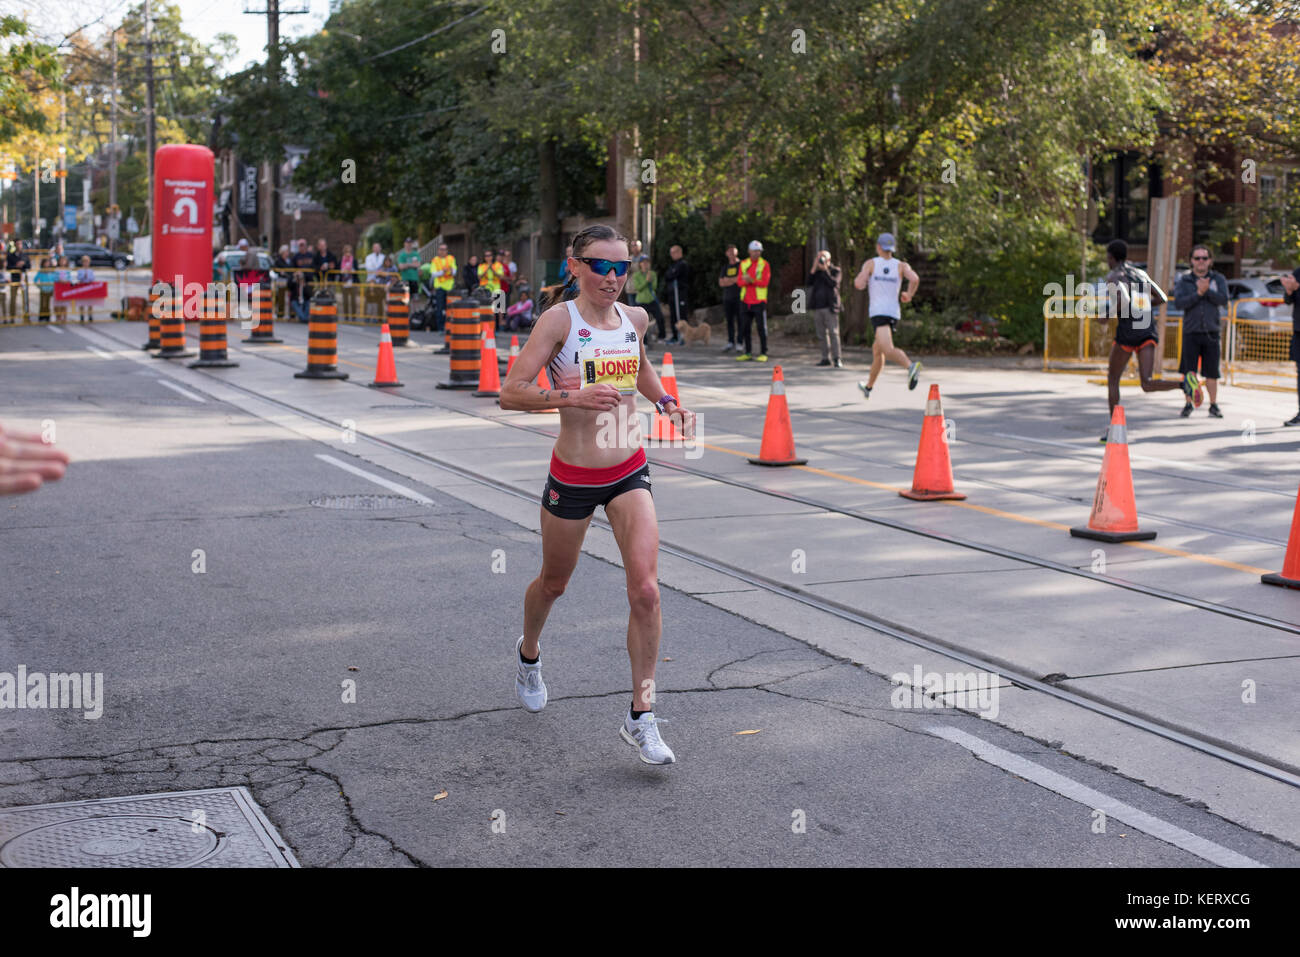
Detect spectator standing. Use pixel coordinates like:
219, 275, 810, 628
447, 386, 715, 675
718, 244, 742, 352
809, 249, 843, 367
273, 244, 292, 319
735, 240, 770, 361
1281, 265, 1300, 426
460, 254, 479, 296
396, 237, 421, 306
53, 256, 71, 322
338, 244, 358, 320
1172, 244, 1227, 418
290, 238, 316, 322
6, 241, 30, 322
662, 244, 690, 345
429, 242, 456, 329
500, 248, 517, 301
75, 256, 96, 322
629, 255, 665, 345
34, 257, 56, 322
363, 242, 386, 321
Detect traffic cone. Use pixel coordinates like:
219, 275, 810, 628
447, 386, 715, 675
1069, 406, 1156, 542
529, 363, 558, 413
1261, 482, 1300, 588
650, 352, 682, 441
899, 384, 965, 501
505, 335, 520, 377
473, 321, 501, 397
367, 323, 404, 388
747, 366, 806, 466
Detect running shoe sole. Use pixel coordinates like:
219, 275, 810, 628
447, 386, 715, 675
619, 726, 675, 765
908, 361, 921, 390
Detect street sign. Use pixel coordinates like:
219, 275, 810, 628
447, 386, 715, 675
126, 216, 139, 235
64, 208, 77, 232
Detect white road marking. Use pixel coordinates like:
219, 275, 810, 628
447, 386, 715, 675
928, 725, 1264, 868
315, 453, 434, 504
85, 345, 114, 359
154, 379, 206, 403
46, 324, 64, 334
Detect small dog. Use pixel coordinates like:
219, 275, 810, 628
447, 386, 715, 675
680, 320, 711, 346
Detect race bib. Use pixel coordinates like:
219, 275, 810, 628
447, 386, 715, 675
580, 344, 639, 394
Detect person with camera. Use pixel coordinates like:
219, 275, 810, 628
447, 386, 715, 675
809, 249, 843, 367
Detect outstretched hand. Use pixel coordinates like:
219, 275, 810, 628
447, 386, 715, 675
0, 422, 70, 496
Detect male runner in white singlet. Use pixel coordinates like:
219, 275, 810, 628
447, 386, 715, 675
853, 232, 922, 399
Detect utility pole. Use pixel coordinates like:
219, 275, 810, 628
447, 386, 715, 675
244, 0, 308, 252
110, 29, 118, 213
58, 90, 66, 245
145, 0, 157, 234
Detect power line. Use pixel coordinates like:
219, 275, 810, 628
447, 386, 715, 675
359, 6, 487, 64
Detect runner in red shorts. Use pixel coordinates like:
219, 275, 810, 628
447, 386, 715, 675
499, 224, 693, 765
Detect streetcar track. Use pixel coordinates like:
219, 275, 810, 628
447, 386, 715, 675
138, 344, 1300, 791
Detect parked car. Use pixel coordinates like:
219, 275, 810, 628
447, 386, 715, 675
212, 247, 277, 283
1226, 276, 1290, 361
60, 242, 131, 270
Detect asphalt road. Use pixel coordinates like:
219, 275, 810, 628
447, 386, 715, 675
1, 320, 1297, 867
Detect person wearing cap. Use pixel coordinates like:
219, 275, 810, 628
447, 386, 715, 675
853, 232, 921, 397
1280, 264, 1300, 426
735, 240, 771, 361
397, 237, 422, 306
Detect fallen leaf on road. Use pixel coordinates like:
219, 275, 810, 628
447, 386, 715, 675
433, 790, 448, 801
734, 729, 762, 736
662, 656, 672, 661
347, 666, 358, 671
555, 811, 566, 815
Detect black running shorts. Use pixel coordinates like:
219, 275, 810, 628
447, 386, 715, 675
1179, 330, 1221, 380
542, 464, 652, 520
870, 315, 899, 330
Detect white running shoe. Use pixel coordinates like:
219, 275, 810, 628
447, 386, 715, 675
514, 636, 547, 712
620, 711, 676, 764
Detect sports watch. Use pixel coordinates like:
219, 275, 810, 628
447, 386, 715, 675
655, 394, 678, 414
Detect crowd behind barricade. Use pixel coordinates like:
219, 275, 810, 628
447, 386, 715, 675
2, 240, 108, 323
217, 235, 534, 333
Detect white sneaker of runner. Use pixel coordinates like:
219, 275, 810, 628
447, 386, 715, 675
515, 636, 547, 712
620, 711, 676, 764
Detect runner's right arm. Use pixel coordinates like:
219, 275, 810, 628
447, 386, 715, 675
853, 258, 873, 290
499, 304, 620, 412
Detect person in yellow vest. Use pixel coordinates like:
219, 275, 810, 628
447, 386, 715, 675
430, 242, 456, 332
735, 240, 771, 361
477, 248, 506, 329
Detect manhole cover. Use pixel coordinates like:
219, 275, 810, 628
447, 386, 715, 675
310, 494, 429, 510
0, 787, 297, 868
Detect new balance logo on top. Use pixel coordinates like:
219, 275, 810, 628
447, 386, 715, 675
625, 331, 637, 343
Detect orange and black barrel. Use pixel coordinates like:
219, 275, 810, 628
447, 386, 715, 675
385, 280, 410, 346
142, 285, 163, 350
294, 287, 349, 380
243, 281, 283, 343
189, 284, 238, 368
436, 298, 482, 389
153, 288, 195, 359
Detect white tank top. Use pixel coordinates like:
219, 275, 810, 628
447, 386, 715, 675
547, 300, 641, 394
867, 255, 902, 320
